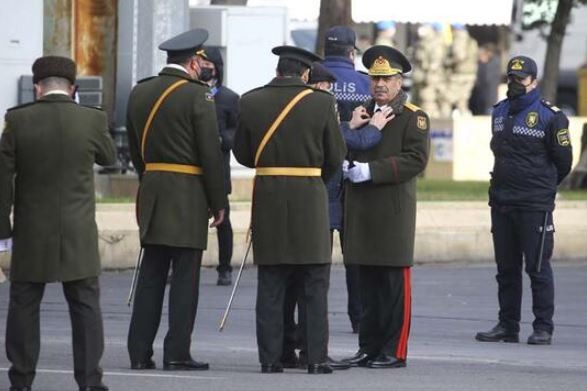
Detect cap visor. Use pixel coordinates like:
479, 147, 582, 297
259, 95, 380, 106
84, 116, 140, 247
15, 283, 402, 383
507, 70, 530, 78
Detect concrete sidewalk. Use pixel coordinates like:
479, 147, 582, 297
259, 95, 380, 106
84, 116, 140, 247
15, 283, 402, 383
3, 201, 586, 271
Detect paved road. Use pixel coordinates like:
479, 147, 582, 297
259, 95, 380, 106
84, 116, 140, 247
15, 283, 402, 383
0, 263, 586, 391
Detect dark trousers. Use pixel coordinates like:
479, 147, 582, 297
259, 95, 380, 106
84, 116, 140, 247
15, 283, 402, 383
358, 266, 411, 360
6, 277, 104, 388
491, 207, 555, 333
257, 264, 330, 365
282, 273, 303, 356
331, 230, 361, 327
127, 245, 202, 363
216, 202, 233, 273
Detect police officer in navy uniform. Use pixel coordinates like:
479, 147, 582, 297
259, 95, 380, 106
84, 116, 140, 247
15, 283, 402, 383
475, 56, 573, 345
126, 29, 227, 371
198, 47, 240, 286
322, 25, 372, 334
0, 56, 115, 391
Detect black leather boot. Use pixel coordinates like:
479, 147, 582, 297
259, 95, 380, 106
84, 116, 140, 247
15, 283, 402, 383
475, 324, 519, 343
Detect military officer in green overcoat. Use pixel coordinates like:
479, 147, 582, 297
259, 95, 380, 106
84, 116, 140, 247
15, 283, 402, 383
126, 29, 227, 371
233, 46, 347, 374
0, 56, 116, 391
341, 46, 430, 369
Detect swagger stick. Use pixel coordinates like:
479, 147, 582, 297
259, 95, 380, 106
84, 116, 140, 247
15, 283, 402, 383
127, 247, 144, 306
219, 235, 252, 331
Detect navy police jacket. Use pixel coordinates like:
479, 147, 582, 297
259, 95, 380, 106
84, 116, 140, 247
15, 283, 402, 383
323, 56, 371, 122
489, 89, 573, 211
211, 85, 239, 194
323, 56, 373, 230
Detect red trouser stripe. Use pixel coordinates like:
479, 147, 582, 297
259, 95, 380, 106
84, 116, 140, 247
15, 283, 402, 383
395, 267, 412, 360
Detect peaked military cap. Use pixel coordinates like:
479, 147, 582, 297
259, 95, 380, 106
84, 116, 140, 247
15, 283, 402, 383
158, 28, 209, 58
362, 45, 412, 76
32, 56, 76, 84
308, 62, 337, 84
272, 45, 322, 68
507, 55, 537, 79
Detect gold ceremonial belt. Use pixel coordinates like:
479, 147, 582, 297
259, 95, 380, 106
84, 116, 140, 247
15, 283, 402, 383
145, 163, 203, 175
255, 167, 321, 176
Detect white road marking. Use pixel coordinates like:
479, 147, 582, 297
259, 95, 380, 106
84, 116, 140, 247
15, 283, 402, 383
0, 367, 223, 380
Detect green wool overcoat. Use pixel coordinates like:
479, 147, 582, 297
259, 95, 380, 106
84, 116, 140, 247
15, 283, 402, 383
126, 67, 227, 249
233, 77, 346, 265
0, 94, 116, 282
343, 100, 430, 267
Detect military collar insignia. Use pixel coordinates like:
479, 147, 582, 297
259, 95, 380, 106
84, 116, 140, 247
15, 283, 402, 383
525, 112, 538, 128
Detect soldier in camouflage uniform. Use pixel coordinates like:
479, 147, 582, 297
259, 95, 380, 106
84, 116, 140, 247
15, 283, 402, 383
411, 24, 448, 118
441, 24, 479, 115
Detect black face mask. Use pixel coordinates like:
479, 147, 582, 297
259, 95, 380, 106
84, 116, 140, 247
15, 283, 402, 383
506, 81, 527, 100
199, 68, 214, 82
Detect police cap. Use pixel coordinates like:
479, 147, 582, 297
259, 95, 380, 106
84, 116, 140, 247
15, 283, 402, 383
272, 45, 322, 68
362, 45, 411, 77
507, 55, 537, 79
325, 25, 358, 49
158, 28, 209, 59
308, 62, 337, 84
200, 47, 224, 66
32, 56, 76, 84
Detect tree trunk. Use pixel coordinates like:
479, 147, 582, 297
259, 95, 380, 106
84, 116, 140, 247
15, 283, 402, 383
541, 0, 574, 103
315, 0, 352, 56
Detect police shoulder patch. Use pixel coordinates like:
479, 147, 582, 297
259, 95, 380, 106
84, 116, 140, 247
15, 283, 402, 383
556, 128, 571, 147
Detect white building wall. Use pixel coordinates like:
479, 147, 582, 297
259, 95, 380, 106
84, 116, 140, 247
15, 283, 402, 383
0, 1, 43, 116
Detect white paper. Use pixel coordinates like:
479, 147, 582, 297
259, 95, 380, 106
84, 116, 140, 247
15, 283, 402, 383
0, 238, 12, 252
